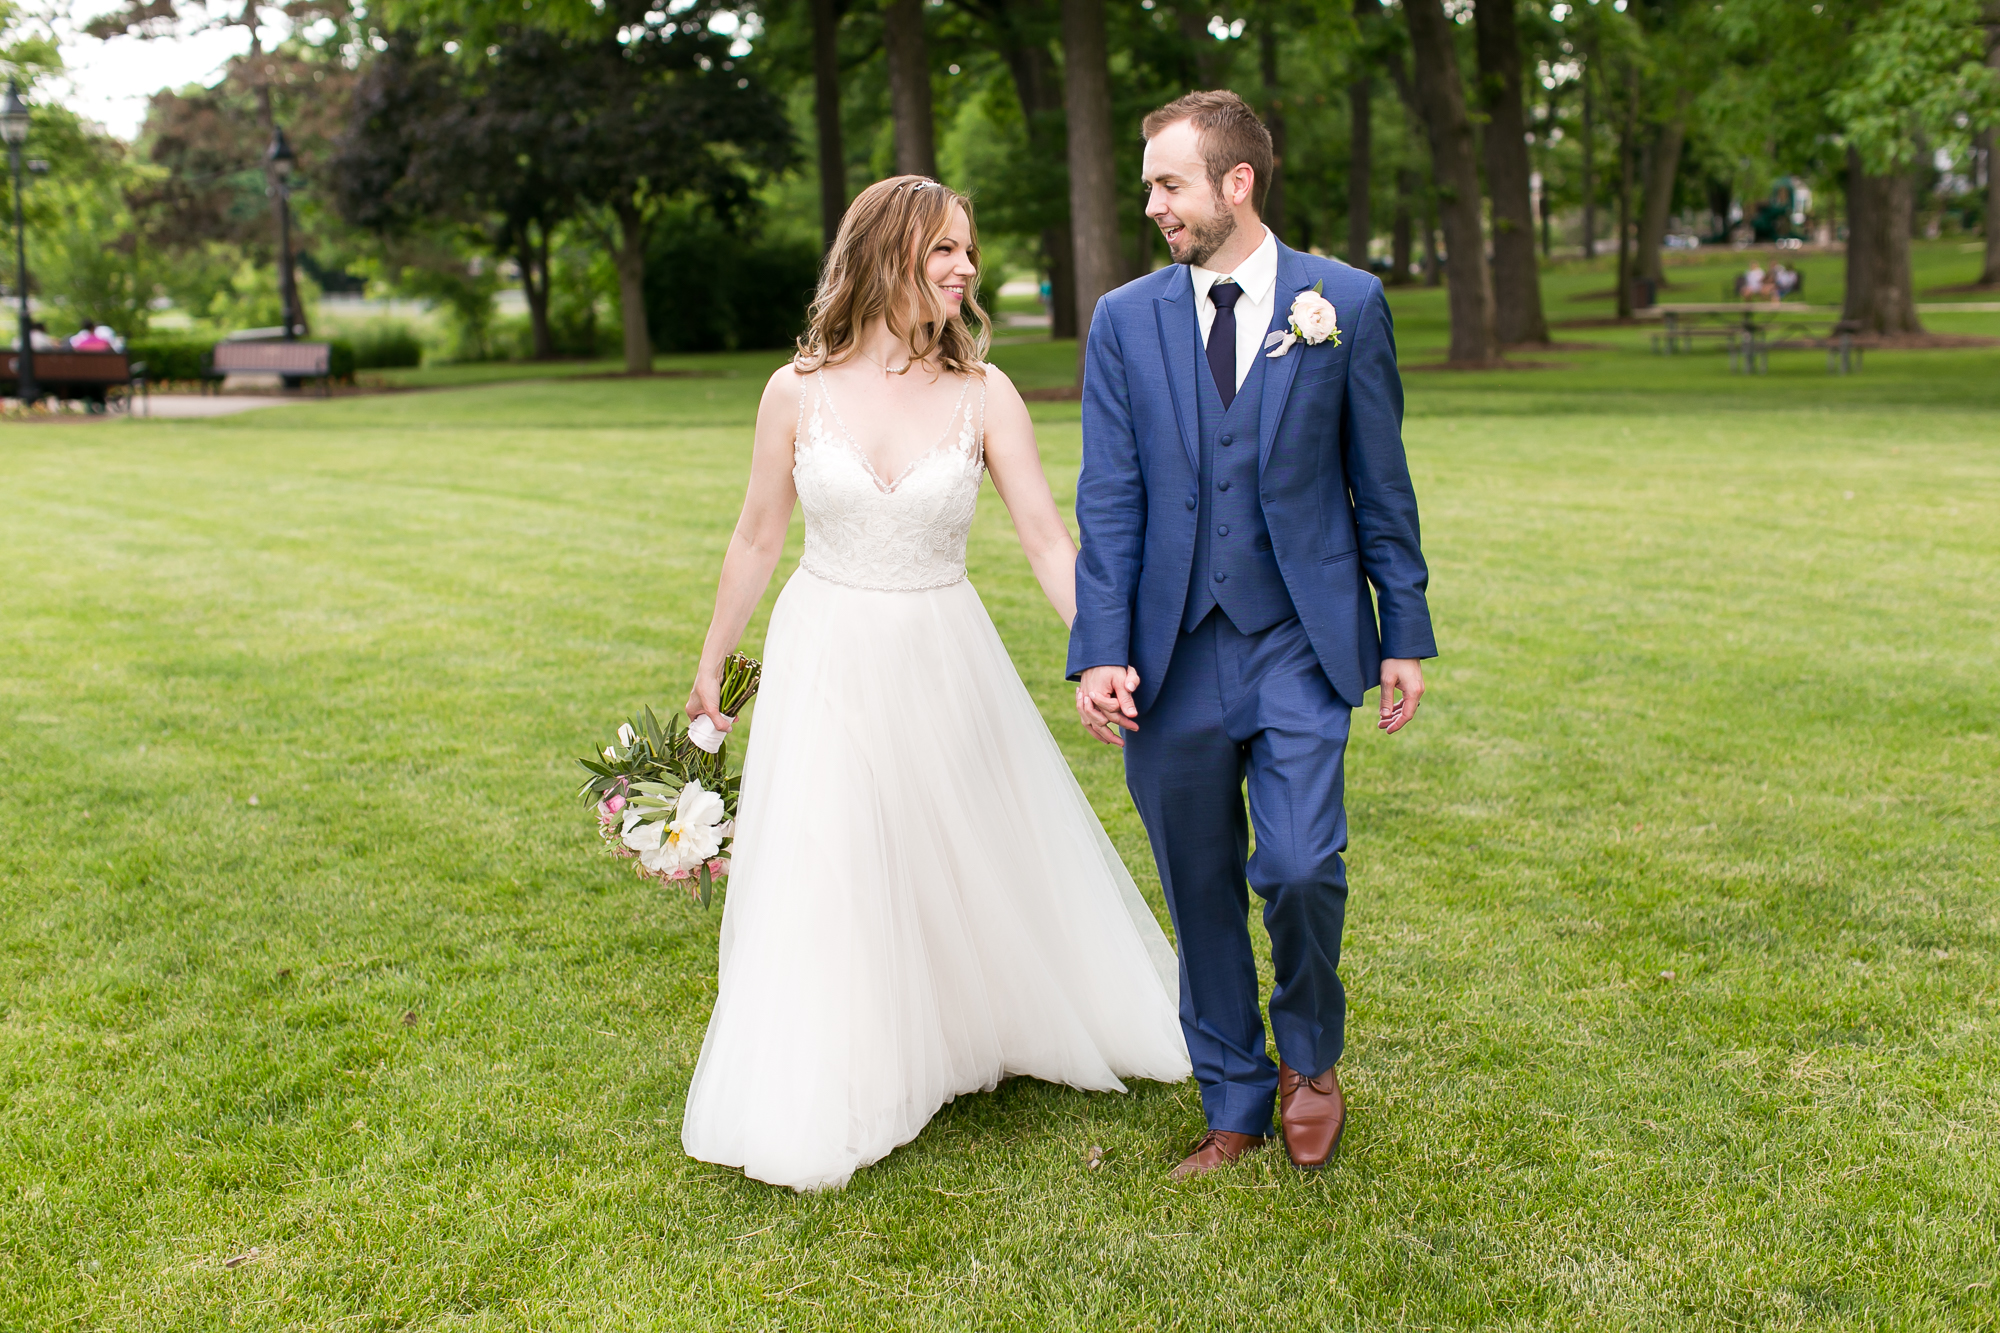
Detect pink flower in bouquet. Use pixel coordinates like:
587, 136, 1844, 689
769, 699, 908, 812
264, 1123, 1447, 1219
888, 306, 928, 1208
603, 793, 626, 816
707, 857, 730, 878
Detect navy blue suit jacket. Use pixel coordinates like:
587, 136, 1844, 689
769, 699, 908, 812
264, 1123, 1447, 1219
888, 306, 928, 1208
1066, 240, 1436, 713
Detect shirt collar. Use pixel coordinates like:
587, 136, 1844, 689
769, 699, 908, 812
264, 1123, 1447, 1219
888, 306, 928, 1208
1190, 226, 1278, 308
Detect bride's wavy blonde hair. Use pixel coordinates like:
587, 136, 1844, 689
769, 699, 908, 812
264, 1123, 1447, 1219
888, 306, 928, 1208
795, 176, 992, 376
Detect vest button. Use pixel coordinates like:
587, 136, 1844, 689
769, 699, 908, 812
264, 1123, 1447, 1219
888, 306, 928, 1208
1213, 572, 1227, 583
1185, 495, 1197, 510
1220, 434, 1233, 446
1218, 480, 1231, 492
1217, 524, 1230, 537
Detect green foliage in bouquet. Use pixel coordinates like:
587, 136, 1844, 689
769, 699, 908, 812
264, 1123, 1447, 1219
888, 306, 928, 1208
573, 653, 762, 908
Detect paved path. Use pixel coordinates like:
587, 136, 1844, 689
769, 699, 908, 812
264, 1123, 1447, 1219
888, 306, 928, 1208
134, 395, 311, 418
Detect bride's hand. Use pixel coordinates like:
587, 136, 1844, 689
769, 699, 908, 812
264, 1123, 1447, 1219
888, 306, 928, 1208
686, 670, 733, 734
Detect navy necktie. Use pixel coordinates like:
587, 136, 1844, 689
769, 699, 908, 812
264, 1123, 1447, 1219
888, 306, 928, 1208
1207, 279, 1242, 409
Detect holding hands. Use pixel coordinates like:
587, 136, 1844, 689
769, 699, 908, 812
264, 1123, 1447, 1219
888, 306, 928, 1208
1077, 658, 1425, 743
1076, 665, 1142, 747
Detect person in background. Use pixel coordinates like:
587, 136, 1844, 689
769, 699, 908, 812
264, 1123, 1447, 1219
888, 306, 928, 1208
1772, 264, 1802, 300
69, 324, 111, 351
26, 320, 57, 350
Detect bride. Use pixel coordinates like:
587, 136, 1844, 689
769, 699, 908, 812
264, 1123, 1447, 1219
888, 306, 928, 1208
678, 176, 1191, 1192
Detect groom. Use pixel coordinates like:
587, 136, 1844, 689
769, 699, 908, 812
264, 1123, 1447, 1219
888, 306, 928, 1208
1069, 91, 1435, 1178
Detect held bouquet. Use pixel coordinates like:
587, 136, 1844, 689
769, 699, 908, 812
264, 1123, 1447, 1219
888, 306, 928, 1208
575, 652, 762, 907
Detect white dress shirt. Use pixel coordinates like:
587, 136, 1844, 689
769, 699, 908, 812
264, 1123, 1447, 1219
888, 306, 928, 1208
1190, 226, 1279, 394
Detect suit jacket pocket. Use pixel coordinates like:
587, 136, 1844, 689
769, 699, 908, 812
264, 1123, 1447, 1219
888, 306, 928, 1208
1320, 548, 1358, 568
1290, 346, 1347, 389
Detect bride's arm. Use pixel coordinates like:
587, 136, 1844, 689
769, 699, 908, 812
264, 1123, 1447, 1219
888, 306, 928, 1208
685, 367, 803, 729
981, 365, 1080, 627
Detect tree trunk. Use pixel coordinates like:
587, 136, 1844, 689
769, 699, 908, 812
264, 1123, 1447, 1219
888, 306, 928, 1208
1580, 57, 1596, 259
517, 220, 554, 360
1540, 82, 1557, 258
1843, 147, 1923, 335
1172, 1, 1227, 88
1042, 224, 1077, 339
1392, 166, 1414, 284
1474, 0, 1547, 344
810, 0, 847, 249
1345, 0, 1374, 267
1405, 0, 1498, 364
1983, 22, 2000, 285
1422, 189, 1441, 286
883, 0, 937, 179
1983, 124, 2000, 286
612, 198, 652, 374
1636, 100, 1688, 288
1260, 18, 1288, 246
995, 16, 1076, 338
1615, 65, 1636, 320
1062, 0, 1122, 379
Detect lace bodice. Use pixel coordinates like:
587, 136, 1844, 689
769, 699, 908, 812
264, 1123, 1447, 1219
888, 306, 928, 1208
792, 369, 988, 592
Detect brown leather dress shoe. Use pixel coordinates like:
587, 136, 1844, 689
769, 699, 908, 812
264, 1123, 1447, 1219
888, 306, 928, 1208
1277, 1060, 1346, 1169
1169, 1129, 1266, 1180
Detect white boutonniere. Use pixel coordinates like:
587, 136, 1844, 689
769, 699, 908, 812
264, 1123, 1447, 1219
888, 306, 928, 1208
1264, 280, 1341, 359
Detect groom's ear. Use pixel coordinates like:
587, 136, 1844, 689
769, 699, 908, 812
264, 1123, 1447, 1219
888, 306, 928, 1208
1227, 162, 1257, 211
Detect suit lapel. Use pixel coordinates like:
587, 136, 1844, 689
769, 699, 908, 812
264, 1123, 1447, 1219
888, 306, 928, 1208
1152, 269, 1202, 478
1257, 240, 1310, 472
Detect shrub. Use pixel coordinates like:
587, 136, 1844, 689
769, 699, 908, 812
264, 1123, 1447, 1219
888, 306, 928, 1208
346, 322, 424, 369
125, 338, 214, 386
644, 207, 821, 353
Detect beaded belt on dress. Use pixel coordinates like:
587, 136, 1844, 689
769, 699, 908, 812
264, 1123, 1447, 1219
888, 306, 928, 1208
799, 557, 967, 592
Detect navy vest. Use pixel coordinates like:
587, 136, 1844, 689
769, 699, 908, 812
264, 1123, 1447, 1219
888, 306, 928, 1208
1182, 346, 1299, 634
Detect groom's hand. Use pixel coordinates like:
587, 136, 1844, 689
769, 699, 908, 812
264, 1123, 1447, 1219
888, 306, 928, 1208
1077, 665, 1141, 747
1378, 659, 1424, 734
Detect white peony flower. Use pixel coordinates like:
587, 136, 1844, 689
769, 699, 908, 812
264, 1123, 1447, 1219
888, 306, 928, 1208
1288, 289, 1340, 346
621, 813, 666, 868
621, 781, 728, 877
664, 781, 727, 868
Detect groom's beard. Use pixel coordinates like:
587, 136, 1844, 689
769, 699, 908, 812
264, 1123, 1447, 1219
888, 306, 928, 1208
1171, 204, 1238, 269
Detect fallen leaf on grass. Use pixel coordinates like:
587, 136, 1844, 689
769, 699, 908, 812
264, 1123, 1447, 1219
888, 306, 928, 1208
223, 1249, 261, 1269
1085, 1145, 1105, 1170
401, 1011, 418, 1027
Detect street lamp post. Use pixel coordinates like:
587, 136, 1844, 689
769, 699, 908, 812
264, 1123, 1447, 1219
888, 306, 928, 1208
266, 126, 303, 341
1, 80, 35, 407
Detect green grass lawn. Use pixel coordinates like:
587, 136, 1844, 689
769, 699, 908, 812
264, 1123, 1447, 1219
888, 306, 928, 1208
3, 267, 1998, 1329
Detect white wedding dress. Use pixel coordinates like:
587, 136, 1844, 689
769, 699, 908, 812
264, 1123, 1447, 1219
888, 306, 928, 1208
680, 367, 1191, 1192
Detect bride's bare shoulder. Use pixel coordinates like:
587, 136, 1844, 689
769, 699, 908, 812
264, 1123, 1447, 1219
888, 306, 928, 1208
978, 361, 1025, 405
760, 361, 811, 409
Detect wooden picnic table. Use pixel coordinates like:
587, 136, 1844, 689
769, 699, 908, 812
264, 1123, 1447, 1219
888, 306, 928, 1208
1639, 304, 1852, 374
1641, 302, 2000, 375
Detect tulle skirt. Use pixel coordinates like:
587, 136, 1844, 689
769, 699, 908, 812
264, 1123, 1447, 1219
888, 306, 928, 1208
680, 568, 1191, 1192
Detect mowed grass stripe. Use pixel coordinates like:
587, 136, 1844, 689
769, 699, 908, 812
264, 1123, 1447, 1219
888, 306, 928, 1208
1, 336, 1995, 1329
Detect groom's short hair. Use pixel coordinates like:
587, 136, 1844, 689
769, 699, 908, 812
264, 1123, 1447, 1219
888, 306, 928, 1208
1142, 90, 1274, 217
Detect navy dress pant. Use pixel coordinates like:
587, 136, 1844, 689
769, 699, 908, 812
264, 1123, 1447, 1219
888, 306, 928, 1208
1124, 608, 1352, 1136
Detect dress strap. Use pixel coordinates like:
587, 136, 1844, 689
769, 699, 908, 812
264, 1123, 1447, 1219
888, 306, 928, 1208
971, 373, 989, 469
793, 366, 808, 453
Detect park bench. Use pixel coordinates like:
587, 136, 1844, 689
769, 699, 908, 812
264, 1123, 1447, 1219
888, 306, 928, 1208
208, 339, 335, 395
1, 349, 148, 412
